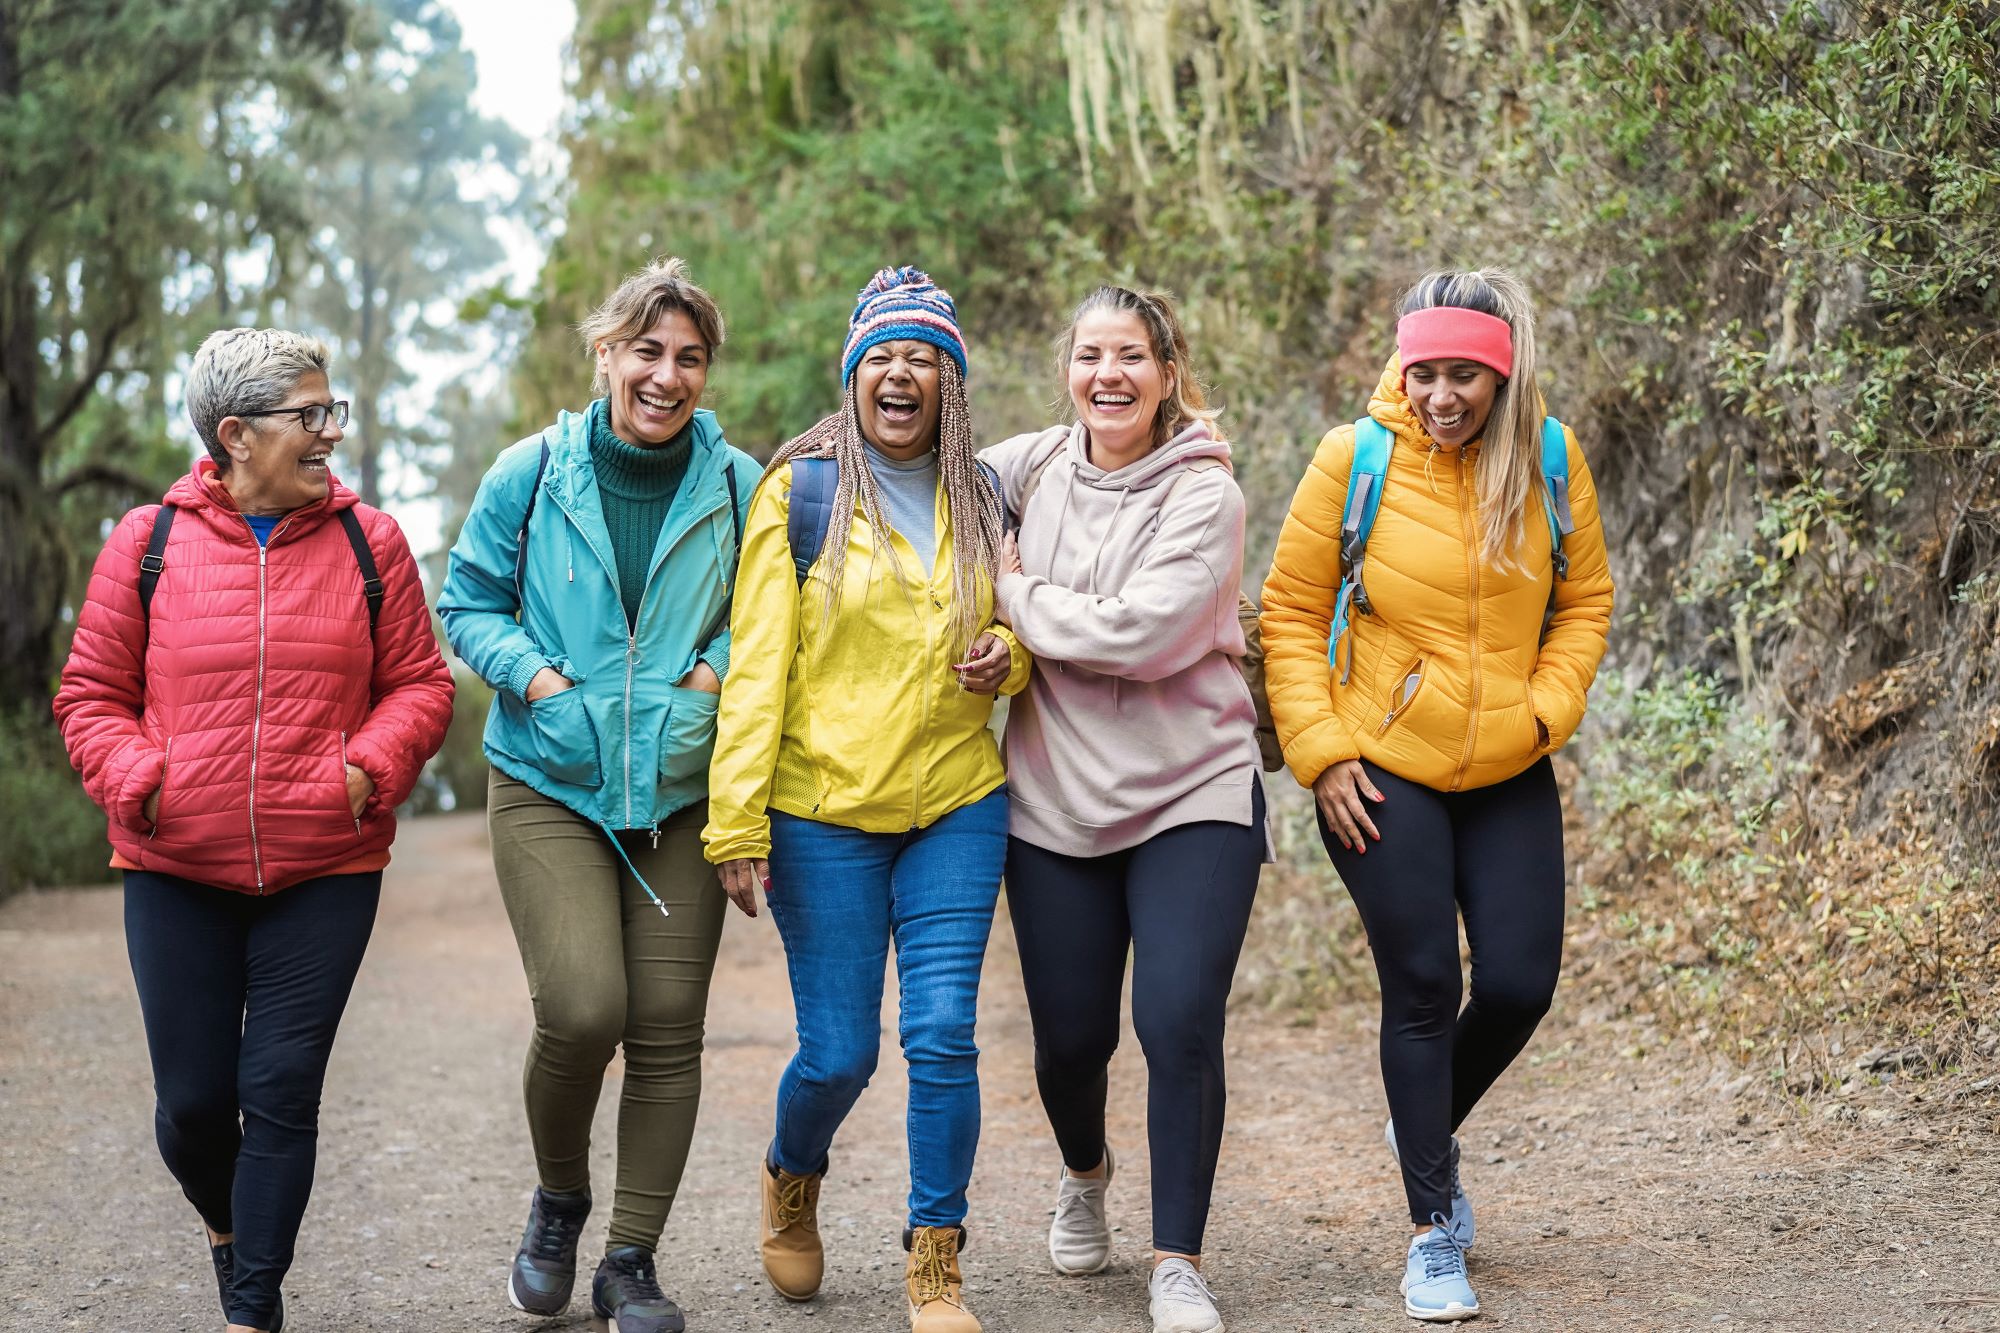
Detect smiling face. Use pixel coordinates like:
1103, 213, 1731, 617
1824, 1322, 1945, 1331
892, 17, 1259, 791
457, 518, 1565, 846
218, 370, 343, 514
1067, 309, 1173, 461
1404, 358, 1503, 449
597, 308, 709, 446
853, 339, 942, 460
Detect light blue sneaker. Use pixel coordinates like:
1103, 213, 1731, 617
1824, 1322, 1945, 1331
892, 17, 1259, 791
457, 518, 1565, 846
1385, 1119, 1474, 1247
1402, 1221, 1478, 1322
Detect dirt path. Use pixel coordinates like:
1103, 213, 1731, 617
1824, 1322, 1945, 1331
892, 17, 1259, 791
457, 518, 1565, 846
4, 813, 1996, 1332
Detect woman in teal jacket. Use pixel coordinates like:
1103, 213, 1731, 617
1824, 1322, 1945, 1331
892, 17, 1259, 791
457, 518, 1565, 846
439, 258, 758, 1333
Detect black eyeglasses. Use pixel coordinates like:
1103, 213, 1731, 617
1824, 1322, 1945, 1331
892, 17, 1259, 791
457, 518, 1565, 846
238, 400, 350, 433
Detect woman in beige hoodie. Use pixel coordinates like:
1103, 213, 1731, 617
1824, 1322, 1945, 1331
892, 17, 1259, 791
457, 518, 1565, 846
981, 286, 1264, 1333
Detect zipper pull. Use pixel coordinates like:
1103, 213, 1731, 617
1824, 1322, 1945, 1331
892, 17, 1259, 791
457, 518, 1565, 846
650, 824, 661, 850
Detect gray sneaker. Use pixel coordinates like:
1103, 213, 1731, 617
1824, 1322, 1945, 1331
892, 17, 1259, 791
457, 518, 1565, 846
1384, 1120, 1473, 1248
591, 1245, 686, 1333
508, 1187, 592, 1315
1048, 1144, 1115, 1275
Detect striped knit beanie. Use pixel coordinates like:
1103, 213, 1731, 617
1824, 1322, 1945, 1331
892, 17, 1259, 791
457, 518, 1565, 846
840, 265, 969, 385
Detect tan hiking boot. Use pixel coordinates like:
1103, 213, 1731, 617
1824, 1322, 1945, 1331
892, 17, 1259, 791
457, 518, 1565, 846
758, 1158, 823, 1301
904, 1225, 980, 1332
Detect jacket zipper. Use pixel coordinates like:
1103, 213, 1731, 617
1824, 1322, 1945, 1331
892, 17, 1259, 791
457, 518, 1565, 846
248, 518, 294, 891
1376, 657, 1426, 736
340, 730, 359, 832
1450, 452, 1481, 791
624, 631, 638, 829
148, 736, 173, 838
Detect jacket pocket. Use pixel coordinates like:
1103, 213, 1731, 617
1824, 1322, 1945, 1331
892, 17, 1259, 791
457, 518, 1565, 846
658, 684, 720, 786
1374, 656, 1429, 737
147, 736, 174, 839
527, 684, 604, 787
339, 730, 362, 832
1525, 675, 1549, 755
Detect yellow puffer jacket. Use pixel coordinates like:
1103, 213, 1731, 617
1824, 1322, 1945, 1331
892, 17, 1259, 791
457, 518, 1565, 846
703, 461, 1031, 863
1261, 359, 1614, 793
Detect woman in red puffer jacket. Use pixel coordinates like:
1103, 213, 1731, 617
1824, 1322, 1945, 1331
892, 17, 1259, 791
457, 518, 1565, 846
53, 328, 453, 1333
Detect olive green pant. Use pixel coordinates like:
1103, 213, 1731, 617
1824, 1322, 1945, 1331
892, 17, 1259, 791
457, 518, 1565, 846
488, 770, 727, 1250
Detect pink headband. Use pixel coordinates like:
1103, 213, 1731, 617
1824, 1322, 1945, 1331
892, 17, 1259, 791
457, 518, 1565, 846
1396, 307, 1514, 380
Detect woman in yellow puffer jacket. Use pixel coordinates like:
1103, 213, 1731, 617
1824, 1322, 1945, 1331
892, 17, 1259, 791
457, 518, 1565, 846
704, 266, 1027, 1333
1261, 269, 1613, 1323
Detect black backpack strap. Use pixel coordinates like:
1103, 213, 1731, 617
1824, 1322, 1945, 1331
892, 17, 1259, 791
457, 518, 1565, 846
724, 458, 743, 554
514, 439, 552, 601
138, 505, 176, 622
336, 508, 385, 633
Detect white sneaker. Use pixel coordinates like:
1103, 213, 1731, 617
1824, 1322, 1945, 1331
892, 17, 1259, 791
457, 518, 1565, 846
1148, 1257, 1223, 1333
1048, 1144, 1114, 1275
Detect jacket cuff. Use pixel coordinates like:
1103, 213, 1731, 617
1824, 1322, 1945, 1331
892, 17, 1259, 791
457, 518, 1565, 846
698, 640, 731, 682
1284, 717, 1360, 790
506, 651, 552, 702
113, 744, 166, 832
702, 824, 772, 866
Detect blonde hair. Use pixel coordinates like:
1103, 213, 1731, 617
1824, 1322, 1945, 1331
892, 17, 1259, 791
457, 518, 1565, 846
1398, 268, 1542, 571
1056, 286, 1221, 445
186, 328, 333, 467
578, 257, 726, 395
765, 357, 1002, 657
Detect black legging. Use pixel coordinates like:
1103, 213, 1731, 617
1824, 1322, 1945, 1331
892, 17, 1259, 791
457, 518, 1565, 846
124, 869, 380, 1328
1318, 758, 1564, 1225
1003, 782, 1264, 1256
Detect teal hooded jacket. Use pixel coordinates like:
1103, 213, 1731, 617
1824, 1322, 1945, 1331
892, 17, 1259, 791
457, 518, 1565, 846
440, 405, 760, 833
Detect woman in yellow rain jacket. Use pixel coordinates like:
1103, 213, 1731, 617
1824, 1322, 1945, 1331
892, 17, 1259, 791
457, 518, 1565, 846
1261, 269, 1613, 1323
704, 266, 1027, 1333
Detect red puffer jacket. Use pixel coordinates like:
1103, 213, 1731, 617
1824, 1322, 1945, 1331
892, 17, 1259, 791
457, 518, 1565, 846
54, 462, 455, 894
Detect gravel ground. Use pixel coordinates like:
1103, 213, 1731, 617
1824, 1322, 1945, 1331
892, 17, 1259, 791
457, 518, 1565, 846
3, 812, 1996, 1332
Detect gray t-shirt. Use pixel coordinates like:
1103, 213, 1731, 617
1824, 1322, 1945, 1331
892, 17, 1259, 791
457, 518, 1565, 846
863, 442, 940, 575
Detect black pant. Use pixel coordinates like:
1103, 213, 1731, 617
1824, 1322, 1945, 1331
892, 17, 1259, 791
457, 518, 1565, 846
1004, 783, 1264, 1256
124, 869, 380, 1326
1318, 758, 1564, 1225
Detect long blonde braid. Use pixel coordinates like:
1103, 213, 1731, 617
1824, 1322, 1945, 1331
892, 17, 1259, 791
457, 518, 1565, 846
764, 357, 1002, 655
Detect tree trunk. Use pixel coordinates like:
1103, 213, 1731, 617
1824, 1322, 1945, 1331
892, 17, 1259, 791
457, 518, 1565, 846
356, 161, 381, 506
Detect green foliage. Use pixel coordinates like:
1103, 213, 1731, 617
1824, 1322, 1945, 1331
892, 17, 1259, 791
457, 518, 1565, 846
0, 707, 117, 897
279, 0, 525, 505
0, 0, 354, 700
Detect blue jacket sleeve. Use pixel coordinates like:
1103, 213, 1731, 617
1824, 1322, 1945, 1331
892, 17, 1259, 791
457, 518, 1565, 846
438, 437, 553, 701
694, 449, 762, 684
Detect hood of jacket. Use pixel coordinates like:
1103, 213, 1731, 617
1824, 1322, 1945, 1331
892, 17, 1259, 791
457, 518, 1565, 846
165, 457, 361, 542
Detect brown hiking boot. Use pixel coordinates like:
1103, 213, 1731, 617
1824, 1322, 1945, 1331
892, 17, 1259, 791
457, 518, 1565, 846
904, 1225, 980, 1332
758, 1157, 823, 1301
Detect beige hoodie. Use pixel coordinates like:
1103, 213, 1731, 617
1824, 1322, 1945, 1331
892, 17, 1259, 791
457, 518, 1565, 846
983, 420, 1263, 857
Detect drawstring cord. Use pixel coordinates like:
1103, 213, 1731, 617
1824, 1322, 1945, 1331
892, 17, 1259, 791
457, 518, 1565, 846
600, 822, 670, 917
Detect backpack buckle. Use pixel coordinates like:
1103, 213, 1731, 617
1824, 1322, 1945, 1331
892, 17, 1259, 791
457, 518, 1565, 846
139, 553, 166, 574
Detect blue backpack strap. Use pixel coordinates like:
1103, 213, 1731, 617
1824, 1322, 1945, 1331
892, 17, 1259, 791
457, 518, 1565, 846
1328, 418, 1394, 682
788, 457, 839, 587
1539, 416, 1574, 580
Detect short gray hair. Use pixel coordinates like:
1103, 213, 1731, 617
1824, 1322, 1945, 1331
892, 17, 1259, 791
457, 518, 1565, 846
186, 328, 333, 467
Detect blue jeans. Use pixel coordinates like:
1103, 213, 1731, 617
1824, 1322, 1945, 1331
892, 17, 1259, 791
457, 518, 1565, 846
765, 787, 1008, 1227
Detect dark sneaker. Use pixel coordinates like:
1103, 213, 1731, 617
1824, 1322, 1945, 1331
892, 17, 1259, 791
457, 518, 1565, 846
209, 1241, 233, 1320
591, 1245, 686, 1333
508, 1187, 592, 1316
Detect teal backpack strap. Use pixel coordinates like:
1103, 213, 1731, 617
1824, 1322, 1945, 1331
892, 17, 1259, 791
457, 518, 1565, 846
1539, 416, 1574, 580
1329, 418, 1394, 682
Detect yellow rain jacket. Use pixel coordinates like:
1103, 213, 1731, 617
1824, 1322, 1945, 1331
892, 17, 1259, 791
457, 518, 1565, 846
1261, 359, 1614, 793
703, 462, 1031, 863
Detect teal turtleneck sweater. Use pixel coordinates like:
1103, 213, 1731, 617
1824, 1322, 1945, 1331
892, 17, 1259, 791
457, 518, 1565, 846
589, 398, 693, 629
